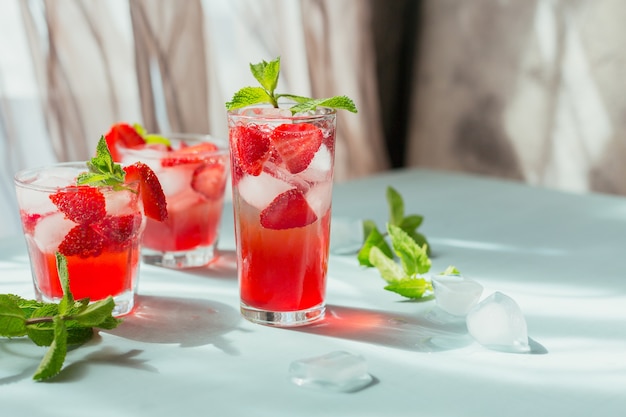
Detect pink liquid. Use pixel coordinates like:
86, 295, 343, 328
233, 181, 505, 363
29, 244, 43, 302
235, 196, 331, 311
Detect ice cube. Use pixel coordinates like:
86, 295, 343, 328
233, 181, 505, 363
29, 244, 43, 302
237, 172, 293, 211
103, 187, 138, 216
305, 182, 333, 218
156, 165, 194, 197
330, 217, 364, 255
300, 144, 332, 182
289, 351, 373, 392
466, 292, 530, 353
432, 274, 483, 316
33, 212, 75, 253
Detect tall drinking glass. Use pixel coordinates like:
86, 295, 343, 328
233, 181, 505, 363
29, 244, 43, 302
227, 107, 336, 326
14, 162, 145, 316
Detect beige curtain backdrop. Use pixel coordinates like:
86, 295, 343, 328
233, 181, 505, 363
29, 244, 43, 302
2, 0, 626, 240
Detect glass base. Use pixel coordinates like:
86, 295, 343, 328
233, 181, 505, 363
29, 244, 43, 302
141, 244, 217, 269
240, 302, 325, 327
37, 289, 135, 317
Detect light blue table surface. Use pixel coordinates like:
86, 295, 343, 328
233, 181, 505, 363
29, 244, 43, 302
1, 168, 625, 416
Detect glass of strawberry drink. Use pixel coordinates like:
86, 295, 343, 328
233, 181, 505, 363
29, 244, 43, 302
14, 142, 167, 316
228, 107, 337, 326
107, 125, 229, 268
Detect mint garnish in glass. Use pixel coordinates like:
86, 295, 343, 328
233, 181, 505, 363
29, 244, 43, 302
225, 56, 358, 114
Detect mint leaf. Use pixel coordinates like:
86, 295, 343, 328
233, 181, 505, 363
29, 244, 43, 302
33, 316, 67, 381
226, 87, 274, 110
77, 136, 126, 188
72, 297, 117, 328
368, 247, 405, 283
384, 278, 433, 299
286, 96, 358, 114
0, 295, 27, 337
388, 224, 431, 275
386, 186, 404, 226
399, 214, 423, 231
250, 57, 280, 97
357, 224, 393, 267
440, 265, 461, 276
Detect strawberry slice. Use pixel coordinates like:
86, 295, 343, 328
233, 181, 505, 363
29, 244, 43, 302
105, 123, 146, 162
161, 142, 219, 167
260, 189, 318, 230
191, 162, 226, 200
58, 224, 105, 258
124, 162, 168, 222
50, 186, 106, 225
270, 123, 323, 174
231, 125, 270, 176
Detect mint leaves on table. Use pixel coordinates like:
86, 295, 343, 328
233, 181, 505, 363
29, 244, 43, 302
358, 186, 441, 300
225, 56, 358, 114
0, 253, 121, 381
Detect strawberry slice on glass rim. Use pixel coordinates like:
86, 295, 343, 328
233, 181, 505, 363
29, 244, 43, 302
124, 162, 168, 222
104, 122, 147, 162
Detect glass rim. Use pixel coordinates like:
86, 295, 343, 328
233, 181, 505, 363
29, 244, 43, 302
120, 133, 229, 159
14, 161, 139, 192
227, 105, 336, 123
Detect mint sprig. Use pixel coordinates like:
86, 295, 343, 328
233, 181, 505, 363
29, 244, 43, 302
0, 252, 121, 381
226, 56, 358, 114
358, 186, 430, 267
368, 224, 433, 299
77, 136, 126, 188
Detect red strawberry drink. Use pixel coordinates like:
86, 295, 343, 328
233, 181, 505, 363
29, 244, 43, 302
228, 107, 337, 326
114, 130, 229, 268
14, 163, 148, 316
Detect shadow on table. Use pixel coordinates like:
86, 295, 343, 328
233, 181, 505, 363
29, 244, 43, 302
183, 249, 238, 280
295, 305, 473, 352
105, 295, 241, 353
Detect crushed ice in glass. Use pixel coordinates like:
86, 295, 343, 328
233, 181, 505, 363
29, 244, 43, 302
432, 274, 483, 316
330, 217, 364, 255
466, 291, 530, 353
289, 351, 373, 392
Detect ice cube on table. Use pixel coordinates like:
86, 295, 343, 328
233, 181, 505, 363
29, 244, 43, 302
466, 291, 530, 353
238, 171, 293, 211
432, 274, 483, 316
300, 144, 332, 182
289, 351, 373, 392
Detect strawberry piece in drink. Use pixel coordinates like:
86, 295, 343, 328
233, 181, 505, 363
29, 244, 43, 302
161, 142, 219, 167
260, 188, 318, 230
105, 122, 146, 162
50, 186, 106, 225
270, 123, 323, 174
231, 125, 270, 176
191, 162, 227, 200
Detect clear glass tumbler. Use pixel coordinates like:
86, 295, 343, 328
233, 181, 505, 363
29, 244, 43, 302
227, 107, 337, 326
14, 162, 145, 316
118, 134, 230, 268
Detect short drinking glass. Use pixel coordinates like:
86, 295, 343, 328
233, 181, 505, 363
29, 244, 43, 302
118, 134, 229, 268
14, 162, 145, 316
